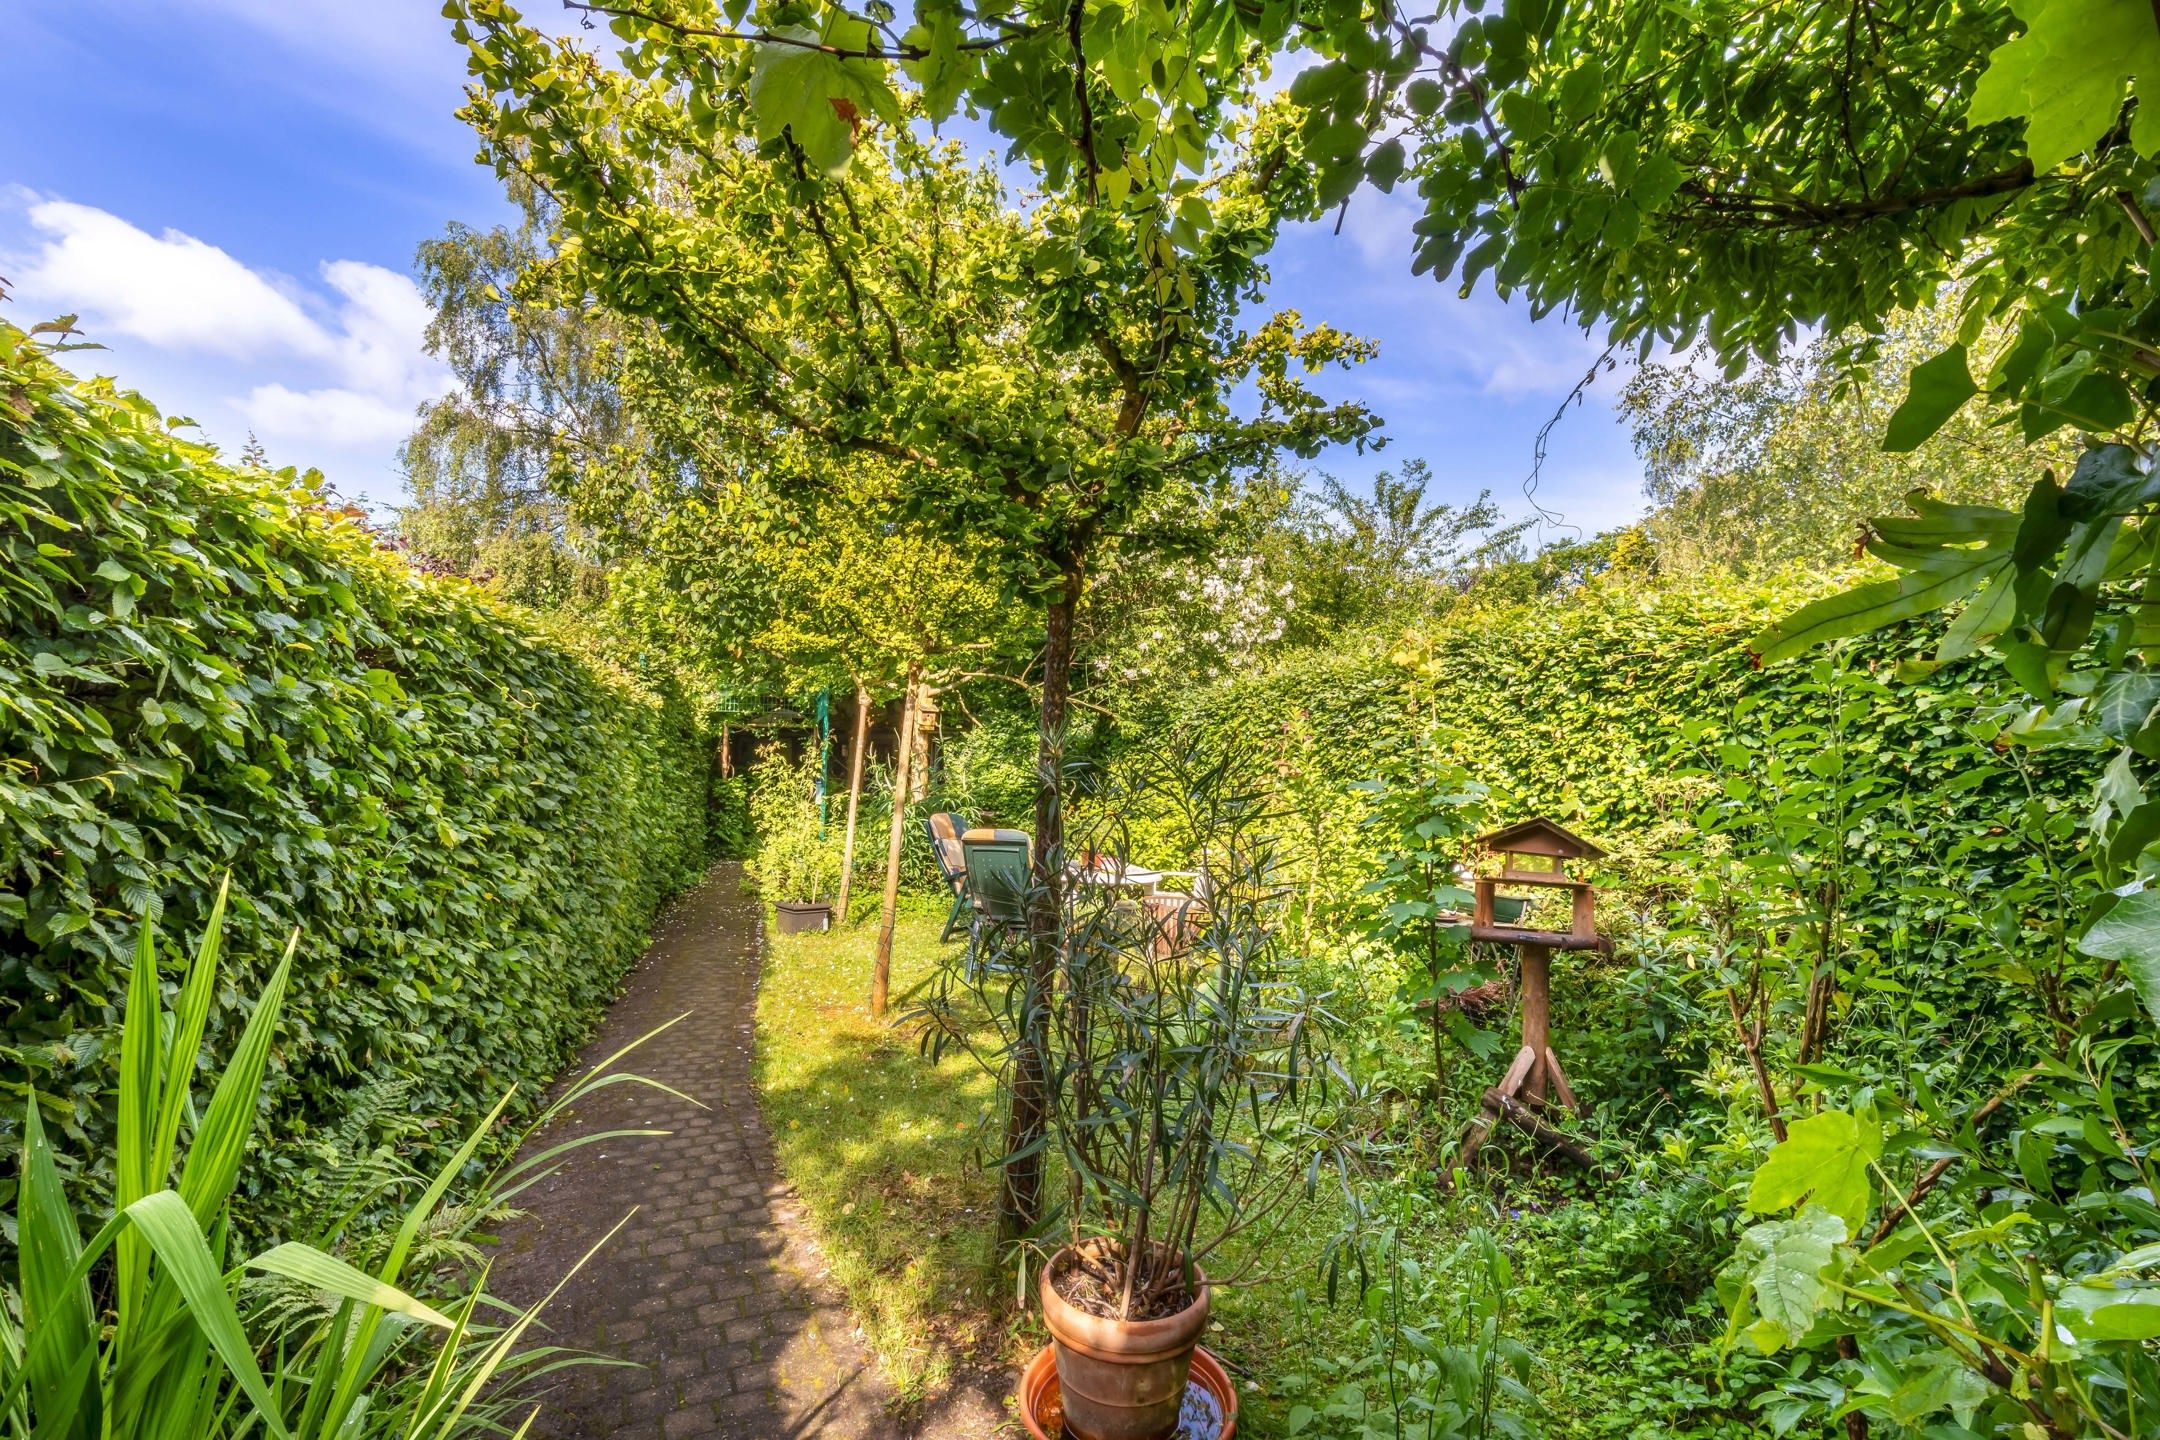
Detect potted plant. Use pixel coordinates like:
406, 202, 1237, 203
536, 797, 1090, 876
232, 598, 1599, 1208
748, 749, 844, 933
917, 738, 1353, 1440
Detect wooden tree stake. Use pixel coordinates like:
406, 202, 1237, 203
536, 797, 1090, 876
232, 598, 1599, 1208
834, 682, 870, 925
872, 668, 921, 1018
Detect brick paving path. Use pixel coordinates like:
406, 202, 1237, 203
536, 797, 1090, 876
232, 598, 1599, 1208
488, 864, 899, 1439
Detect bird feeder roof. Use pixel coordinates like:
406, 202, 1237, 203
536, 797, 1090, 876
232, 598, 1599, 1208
1476, 817, 1607, 862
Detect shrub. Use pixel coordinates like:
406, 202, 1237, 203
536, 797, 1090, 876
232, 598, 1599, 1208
935, 708, 1036, 827
0, 325, 710, 1231
745, 748, 843, 905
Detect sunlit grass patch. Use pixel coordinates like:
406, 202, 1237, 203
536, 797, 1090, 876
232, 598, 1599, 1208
753, 903, 1013, 1403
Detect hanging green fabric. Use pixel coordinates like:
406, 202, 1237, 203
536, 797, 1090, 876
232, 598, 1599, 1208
815, 687, 832, 838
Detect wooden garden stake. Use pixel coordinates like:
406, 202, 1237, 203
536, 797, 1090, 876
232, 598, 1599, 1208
872, 666, 921, 1018
835, 682, 870, 925
1450, 818, 1608, 1186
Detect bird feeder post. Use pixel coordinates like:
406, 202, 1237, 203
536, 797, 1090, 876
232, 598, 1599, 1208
1517, 945, 1552, 1106
1449, 817, 1608, 1186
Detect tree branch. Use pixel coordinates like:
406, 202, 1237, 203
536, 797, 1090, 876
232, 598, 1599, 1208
1676, 161, 2036, 229
561, 0, 1050, 58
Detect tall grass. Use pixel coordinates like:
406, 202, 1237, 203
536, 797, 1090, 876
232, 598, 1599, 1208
1, 882, 690, 1439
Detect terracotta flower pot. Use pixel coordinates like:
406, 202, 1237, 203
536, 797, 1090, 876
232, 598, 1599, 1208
1039, 1248, 1211, 1440
1018, 1343, 1237, 1440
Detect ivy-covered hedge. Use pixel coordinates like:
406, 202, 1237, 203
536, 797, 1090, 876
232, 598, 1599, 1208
1, 326, 711, 1226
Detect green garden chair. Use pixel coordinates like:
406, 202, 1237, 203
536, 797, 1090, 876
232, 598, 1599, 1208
960, 827, 1032, 964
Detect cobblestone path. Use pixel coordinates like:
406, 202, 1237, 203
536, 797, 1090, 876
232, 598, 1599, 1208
488, 864, 899, 1439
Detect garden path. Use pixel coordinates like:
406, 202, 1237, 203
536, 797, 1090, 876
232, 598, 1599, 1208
487, 864, 989, 1439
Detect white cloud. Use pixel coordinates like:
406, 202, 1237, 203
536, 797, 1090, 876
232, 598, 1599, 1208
1335, 187, 1420, 270
1282, 189, 1609, 404
1464, 298, 1606, 401
11, 198, 326, 358
236, 384, 422, 448
5, 194, 449, 451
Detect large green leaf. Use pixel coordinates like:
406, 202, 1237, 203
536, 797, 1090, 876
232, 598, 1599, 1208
748, 24, 900, 175
2077, 887, 2160, 1026
2060, 444, 2160, 520
153, 876, 227, 1186
1859, 1349, 1993, 1428
1741, 1207, 1846, 1344
17, 1104, 98, 1440
1936, 566, 2016, 661
114, 913, 161, 1342
1756, 496, 2019, 663
2060, 1283, 2160, 1340
2094, 669, 2160, 741
1881, 344, 1977, 452
247, 1244, 454, 1328
1747, 1110, 1881, 1233
1967, 0, 2160, 169
1753, 556, 2006, 664
124, 1191, 293, 1440
177, 928, 294, 1226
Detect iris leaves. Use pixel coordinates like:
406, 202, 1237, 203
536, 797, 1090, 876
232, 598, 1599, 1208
2, 898, 677, 1440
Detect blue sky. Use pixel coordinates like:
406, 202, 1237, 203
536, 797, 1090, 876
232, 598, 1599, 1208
4, 0, 1649, 539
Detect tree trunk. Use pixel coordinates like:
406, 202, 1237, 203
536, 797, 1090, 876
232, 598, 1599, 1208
835, 682, 871, 925
1000, 555, 1081, 1244
911, 686, 939, 802
872, 667, 922, 1019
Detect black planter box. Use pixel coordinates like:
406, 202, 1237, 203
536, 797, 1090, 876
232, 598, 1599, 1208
773, 901, 833, 935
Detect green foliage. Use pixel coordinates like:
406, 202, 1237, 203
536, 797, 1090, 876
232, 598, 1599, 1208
707, 773, 753, 860
915, 735, 1363, 1301
1282, 1187, 1538, 1440
0, 324, 710, 1230
1344, 738, 1494, 1123
934, 710, 1037, 829
1624, 300, 2063, 581
1720, 1055, 2160, 1436
3, 896, 673, 1440
745, 749, 845, 905
397, 184, 621, 611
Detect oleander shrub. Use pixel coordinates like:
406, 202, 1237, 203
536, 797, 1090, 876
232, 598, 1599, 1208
0, 323, 711, 1231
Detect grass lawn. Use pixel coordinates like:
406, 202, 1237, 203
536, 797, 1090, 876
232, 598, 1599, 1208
753, 900, 1020, 1404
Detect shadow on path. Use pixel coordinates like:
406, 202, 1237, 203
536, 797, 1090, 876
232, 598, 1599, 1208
488, 863, 902, 1439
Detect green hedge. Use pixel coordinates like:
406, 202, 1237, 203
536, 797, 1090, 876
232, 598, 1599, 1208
1160, 576, 2093, 1077
1, 326, 711, 1227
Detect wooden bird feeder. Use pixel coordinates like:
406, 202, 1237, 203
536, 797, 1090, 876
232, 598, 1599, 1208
1453, 817, 1608, 1184
1469, 817, 1605, 951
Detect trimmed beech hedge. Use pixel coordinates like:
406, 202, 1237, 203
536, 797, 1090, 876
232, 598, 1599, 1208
1, 325, 711, 1225
1171, 576, 2093, 1045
